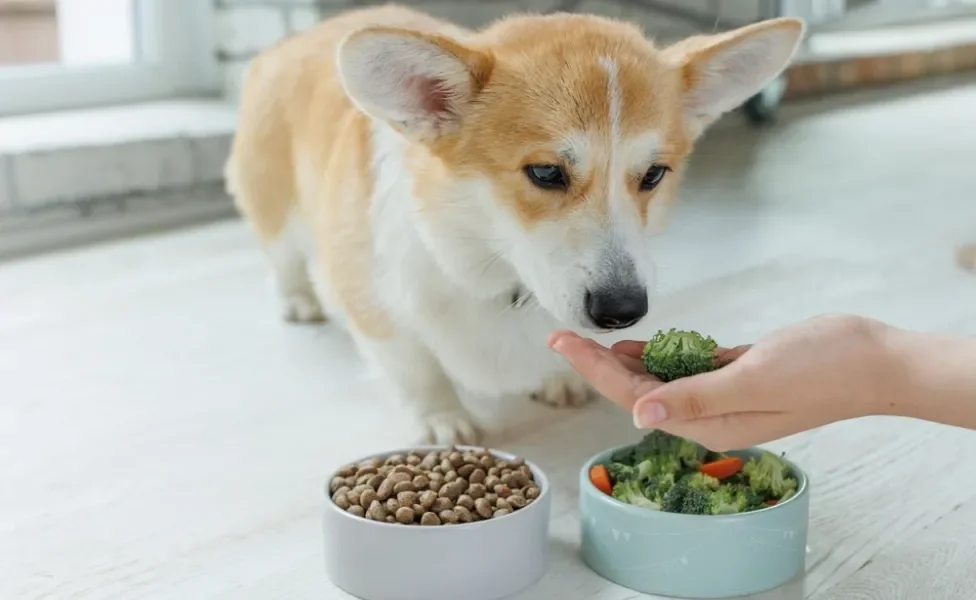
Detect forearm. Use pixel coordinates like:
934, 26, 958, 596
879, 325, 976, 429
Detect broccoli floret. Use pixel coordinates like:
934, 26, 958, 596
660, 479, 689, 513
612, 479, 661, 510
742, 452, 798, 500
642, 328, 719, 382
680, 487, 710, 515
633, 430, 707, 470
607, 462, 636, 484
705, 485, 763, 515
684, 472, 720, 492
642, 472, 676, 504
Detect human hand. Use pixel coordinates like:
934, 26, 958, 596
549, 315, 897, 451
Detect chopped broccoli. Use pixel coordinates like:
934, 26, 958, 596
680, 487, 710, 515
606, 462, 636, 483
706, 485, 764, 515
642, 328, 719, 382
641, 472, 676, 504
602, 427, 799, 516
684, 472, 720, 492
742, 452, 798, 499
633, 429, 706, 469
612, 479, 661, 510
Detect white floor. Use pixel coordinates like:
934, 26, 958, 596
3, 78, 976, 600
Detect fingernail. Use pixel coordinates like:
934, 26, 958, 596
547, 330, 574, 350
633, 402, 668, 429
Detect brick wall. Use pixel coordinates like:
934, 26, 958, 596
212, 0, 774, 100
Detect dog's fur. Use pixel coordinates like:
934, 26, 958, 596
958, 244, 976, 271
226, 5, 804, 444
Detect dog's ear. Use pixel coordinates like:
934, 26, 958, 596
666, 18, 804, 136
337, 26, 493, 143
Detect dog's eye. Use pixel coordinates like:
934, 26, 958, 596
524, 164, 568, 190
639, 165, 670, 192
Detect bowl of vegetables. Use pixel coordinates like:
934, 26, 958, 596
580, 431, 809, 599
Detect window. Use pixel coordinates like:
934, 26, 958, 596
0, 0, 218, 117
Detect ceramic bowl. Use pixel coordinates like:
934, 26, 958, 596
323, 445, 551, 600
580, 446, 809, 599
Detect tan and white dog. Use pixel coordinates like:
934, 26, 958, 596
226, 5, 804, 444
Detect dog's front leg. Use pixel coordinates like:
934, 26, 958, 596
359, 334, 481, 445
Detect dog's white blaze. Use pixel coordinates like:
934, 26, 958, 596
599, 56, 621, 209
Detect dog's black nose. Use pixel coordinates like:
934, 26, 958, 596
585, 287, 648, 330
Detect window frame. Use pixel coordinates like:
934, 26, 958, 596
0, 0, 219, 117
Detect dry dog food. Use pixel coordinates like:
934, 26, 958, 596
329, 448, 541, 525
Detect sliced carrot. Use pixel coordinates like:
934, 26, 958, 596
765, 500, 778, 506
589, 464, 613, 495
698, 456, 744, 479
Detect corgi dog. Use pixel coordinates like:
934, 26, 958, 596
226, 5, 804, 444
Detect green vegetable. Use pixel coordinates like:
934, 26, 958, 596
641, 328, 719, 382
600, 431, 800, 516
742, 451, 798, 499
612, 479, 661, 510
632, 429, 706, 469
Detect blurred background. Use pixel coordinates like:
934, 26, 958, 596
1, 1, 975, 599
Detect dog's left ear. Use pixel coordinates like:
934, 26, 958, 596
337, 26, 493, 143
666, 18, 805, 136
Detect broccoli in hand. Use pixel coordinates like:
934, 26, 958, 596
642, 328, 719, 382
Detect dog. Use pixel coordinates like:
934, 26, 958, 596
958, 244, 976, 271
226, 5, 804, 444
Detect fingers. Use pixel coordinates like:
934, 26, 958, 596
548, 331, 661, 412
631, 362, 746, 428
610, 340, 645, 359
715, 344, 752, 366
653, 411, 790, 452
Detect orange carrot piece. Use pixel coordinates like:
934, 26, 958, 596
698, 456, 744, 479
589, 464, 613, 495
765, 500, 778, 506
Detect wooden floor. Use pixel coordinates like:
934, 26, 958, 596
3, 78, 976, 599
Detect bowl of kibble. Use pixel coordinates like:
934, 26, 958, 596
579, 431, 810, 599
323, 445, 551, 600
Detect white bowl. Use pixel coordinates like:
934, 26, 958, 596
322, 445, 552, 600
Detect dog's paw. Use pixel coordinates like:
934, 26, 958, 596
417, 410, 482, 445
531, 372, 596, 409
280, 292, 326, 324
957, 244, 976, 272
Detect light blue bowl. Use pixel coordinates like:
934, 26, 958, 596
580, 446, 809, 599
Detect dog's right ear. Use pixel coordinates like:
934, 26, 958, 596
337, 26, 493, 143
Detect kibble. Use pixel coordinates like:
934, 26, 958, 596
395, 506, 415, 524
432, 497, 453, 513
376, 479, 395, 501
469, 468, 486, 484
333, 492, 351, 510
419, 490, 437, 510
367, 500, 387, 521
359, 488, 377, 509
329, 448, 541, 526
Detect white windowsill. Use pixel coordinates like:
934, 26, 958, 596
0, 99, 240, 260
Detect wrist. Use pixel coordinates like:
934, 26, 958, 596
875, 323, 976, 426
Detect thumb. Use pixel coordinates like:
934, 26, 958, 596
632, 364, 743, 428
